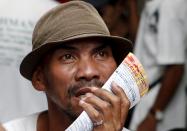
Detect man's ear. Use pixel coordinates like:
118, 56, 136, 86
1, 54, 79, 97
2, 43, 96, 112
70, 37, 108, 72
32, 66, 46, 91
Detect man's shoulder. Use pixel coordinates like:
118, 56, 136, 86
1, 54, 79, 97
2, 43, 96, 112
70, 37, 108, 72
3, 112, 40, 131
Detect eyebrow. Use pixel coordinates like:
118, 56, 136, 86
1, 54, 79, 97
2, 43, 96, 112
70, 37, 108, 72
57, 45, 77, 50
92, 44, 109, 53
57, 43, 109, 52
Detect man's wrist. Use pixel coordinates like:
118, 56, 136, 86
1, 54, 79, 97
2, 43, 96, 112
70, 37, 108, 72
149, 108, 164, 121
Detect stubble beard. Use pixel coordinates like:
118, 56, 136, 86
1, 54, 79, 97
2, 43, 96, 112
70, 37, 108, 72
65, 79, 104, 119
46, 77, 104, 121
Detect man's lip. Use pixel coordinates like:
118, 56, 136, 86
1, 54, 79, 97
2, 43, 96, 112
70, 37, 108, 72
75, 87, 92, 97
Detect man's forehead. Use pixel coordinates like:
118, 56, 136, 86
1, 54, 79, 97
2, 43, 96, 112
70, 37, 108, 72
55, 38, 110, 50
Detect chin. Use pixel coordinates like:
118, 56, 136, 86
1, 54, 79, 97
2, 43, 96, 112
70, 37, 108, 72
67, 101, 84, 118
67, 108, 84, 121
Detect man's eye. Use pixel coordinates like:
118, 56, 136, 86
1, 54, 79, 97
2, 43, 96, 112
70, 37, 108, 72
60, 54, 75, 63
95, 51, 108, 59
98, 51, 105, 57
63, 54, 74, 60
63, 54, 73, 60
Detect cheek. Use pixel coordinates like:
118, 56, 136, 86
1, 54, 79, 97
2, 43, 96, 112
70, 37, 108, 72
52, 68, 72, 90
45, 68, 74, 108
45, 65, 72, 93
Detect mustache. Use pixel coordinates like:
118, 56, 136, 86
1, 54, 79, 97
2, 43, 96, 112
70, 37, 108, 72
68, 80, 104, 96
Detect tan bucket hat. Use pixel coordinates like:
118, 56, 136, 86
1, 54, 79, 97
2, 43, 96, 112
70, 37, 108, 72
20, 0, 132, 81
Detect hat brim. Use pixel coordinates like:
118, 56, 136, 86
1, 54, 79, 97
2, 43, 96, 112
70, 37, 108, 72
20, 34, 133, 80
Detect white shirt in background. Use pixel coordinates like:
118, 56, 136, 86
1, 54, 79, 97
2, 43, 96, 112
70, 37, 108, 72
0, 0, 59, 123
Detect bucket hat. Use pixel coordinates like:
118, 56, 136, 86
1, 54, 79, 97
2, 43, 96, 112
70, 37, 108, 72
20, 0, 132, 80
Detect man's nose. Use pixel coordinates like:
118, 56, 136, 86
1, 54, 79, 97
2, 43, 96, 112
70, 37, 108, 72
75, 60, 100, 81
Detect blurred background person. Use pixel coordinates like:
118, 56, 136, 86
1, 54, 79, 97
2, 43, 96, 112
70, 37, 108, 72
129, 0, 187, 130
85, 0, 139, 43
0, 0, 59, 123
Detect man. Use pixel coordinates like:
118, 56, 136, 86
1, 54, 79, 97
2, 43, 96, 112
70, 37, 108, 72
130, 0, 187, 130
3, 1, 133, 130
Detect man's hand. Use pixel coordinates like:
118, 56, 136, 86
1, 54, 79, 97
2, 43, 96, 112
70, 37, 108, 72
79, 83, 130, 131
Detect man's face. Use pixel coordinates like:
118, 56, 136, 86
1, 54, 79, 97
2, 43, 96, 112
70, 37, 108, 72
41, 39, 117, 119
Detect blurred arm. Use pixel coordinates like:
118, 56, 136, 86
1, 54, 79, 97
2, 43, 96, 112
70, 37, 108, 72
151, 64, 184, 112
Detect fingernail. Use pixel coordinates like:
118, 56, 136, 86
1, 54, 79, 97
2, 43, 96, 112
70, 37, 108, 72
91, 87, 98, 92
79, 100, 85, 105
81, 96, 87, 101
86, 92, 92, 97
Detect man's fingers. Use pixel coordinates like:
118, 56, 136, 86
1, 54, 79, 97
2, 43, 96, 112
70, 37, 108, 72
79, 93, 112, 117
111, 82, 130, 125
79, 98, 104, 125
91, 87, 120, 108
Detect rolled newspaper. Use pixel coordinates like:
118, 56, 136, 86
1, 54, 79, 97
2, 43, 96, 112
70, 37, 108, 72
66, 52, 149, 131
